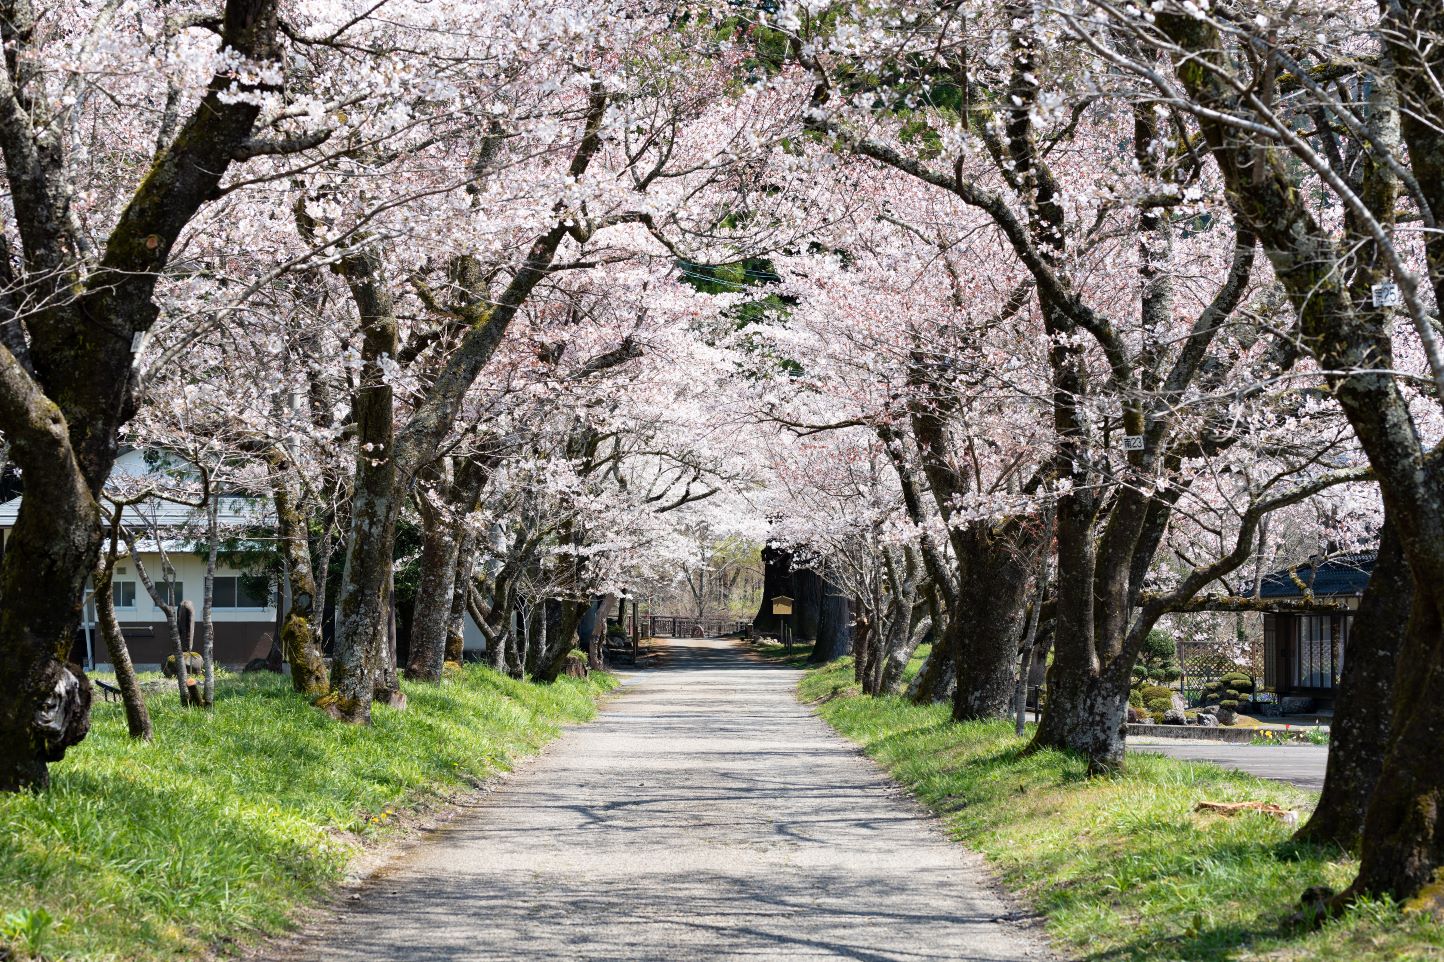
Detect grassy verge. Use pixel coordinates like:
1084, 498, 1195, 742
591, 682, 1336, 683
0, 666, 616, 962
799, 658, 1444, 962
747, 637, 815, 668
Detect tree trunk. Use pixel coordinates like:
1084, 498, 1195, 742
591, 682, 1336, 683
201, 499, 218, 707
1298, 519, 1410, 850
444, 532, 475, 665
908, 615, 956, 704
881, 614, 929, 695
406, 491, 460, 682
534, 599, 586, 682
953, 525, 1034, 721
92, 564, 151, 741
0, 0, 281, 791
752, 545, 793, 635
1029, 500, 1132, 771
327, 246, 400, 724
810, 581, 852, 662
0, 452, 99, 789
272, 470, 328, 696
793, 567, 823, 644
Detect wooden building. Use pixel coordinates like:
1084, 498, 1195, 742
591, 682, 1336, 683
1258, 552, 1373, 702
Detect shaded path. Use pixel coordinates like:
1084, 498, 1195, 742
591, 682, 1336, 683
1127, 740, 1328, 791
279, 638, 1054, 961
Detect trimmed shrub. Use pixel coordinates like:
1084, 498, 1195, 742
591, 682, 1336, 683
1140, 684, 1174, 704
1220, 699, 1240, 711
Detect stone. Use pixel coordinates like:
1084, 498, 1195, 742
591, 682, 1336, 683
1196, 704, 1219, 716
1196, 713, 1219, 728
1216, 707, 1237, 726
1126, 704, 1149, 723
163, 651, 205, 679
1280, 696, 1315, 714
1162, 708, 1187, 725
1170, 691, 1188, 711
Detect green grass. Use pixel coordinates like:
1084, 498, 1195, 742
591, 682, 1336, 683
748, 637, 815, 667
799, 658, 1444, 962
0, 666, 616, 962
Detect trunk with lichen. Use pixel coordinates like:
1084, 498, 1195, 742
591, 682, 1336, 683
272, 467, 328, 697
326, 246, 400, 723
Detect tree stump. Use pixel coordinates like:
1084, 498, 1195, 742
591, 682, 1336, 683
563, 652, 589, 678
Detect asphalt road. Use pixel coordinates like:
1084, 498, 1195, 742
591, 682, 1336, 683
278, 637, 1055, 962
1127, 741, 1329, 790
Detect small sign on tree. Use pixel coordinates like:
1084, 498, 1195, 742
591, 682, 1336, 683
1123, 435, 1145, 452
1372, 280, 1401, 308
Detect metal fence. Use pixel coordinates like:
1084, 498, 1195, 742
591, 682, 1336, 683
641, 616, 752, 638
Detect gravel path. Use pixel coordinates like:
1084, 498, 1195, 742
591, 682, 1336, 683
1127, 740, 1328, 790
278, 637, 1055, 962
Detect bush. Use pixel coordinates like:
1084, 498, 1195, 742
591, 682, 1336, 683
1225, 689, 1241, 700
1146, 697, 1174, 715
1220, 699, 1240, 710
1128, 688, 1144, 709
1140, 684, 1174, 704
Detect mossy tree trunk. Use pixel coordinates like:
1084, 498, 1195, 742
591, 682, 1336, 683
271, 465, 328, 697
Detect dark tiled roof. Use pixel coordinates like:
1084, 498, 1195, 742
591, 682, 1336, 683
1255, 552, 1375, 599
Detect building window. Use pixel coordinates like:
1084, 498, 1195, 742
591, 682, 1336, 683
212, 576, 268, 608
114, 581, 137, 608
1294, 615, 1334, 689
155, 582, 183, 609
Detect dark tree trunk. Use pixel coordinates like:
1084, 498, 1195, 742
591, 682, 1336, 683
753, 545, 793, 635
1298, 518, 1410, 850
809, 581, 852, 663
793, 567, 824, 644
534, 599, 586, 682
953, 526, 1034, 721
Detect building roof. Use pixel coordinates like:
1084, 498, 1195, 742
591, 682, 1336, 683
1256, 552, 1375, 599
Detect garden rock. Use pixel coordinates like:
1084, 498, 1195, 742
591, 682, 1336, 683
1162, 708, 1187, 725
1196, 713, 1219, 728
1170, 692, 1188, 711
163, 651, 205, 679
1216, 707, 1237, 725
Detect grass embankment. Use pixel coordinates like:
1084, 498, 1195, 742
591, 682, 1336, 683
799, 658, 1444, 962
0, 666, 616, 961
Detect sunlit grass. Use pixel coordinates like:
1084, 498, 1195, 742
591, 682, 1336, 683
0, 666, 616, 961
799, 658, 1444, 962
